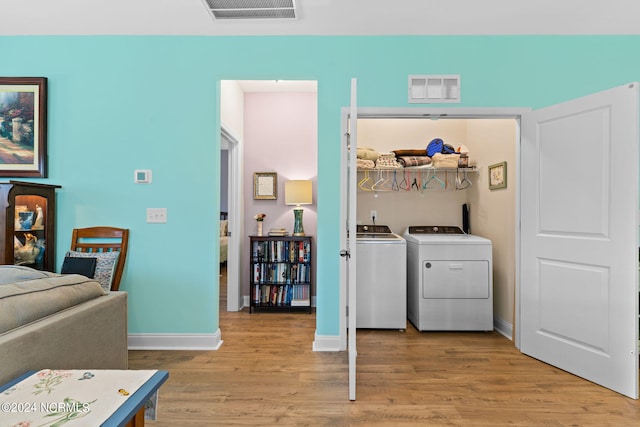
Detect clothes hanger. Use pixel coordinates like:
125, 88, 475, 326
461, 168, 473, 189
424, 169, 446, 189
455, 168, 472, 190
380, 170, 395, 191
400, 170, 411, 191
411, 176, 420, 192
371, 169, 387, 191
358, 169, 373, 191
391, 170, 400, 191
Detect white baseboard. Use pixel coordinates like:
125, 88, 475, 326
494, 316, 513, 340
127, 320, 510, 352
128, 329, 223, 350
312, 332, 341, 352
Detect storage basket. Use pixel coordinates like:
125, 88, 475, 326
432, 153, 460, 169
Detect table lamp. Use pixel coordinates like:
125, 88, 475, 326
285, 180, 313, 236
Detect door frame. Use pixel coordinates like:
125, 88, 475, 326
221, 125, 243, 311
219, 79, 318, 313
339, 106, 529, 349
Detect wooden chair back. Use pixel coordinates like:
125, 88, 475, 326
70, 226, 129, 291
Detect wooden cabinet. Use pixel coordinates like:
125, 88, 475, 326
0, 181, 61, 272
249, 235, 312, 313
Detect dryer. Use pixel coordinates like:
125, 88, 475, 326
403, 226, 493, 331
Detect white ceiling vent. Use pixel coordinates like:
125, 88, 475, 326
203, 0, 297, 20
408, 75, 461, 104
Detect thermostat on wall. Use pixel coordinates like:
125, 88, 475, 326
134, 170, 152, 184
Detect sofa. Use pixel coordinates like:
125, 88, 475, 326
0, 266, 128, 385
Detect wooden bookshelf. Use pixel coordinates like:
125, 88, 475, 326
249, 235, 312, 313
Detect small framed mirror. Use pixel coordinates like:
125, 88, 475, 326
254, 172, 277, 200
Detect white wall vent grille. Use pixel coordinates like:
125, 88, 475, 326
408, 75, 461, 104
203, 0, 297, 20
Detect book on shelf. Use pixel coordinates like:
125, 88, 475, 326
290, 300, 310, 307
268, 228, 289, 236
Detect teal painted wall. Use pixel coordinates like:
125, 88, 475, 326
2, 35, 639, 338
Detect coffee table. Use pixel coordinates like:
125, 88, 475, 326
0, 369, 168, 427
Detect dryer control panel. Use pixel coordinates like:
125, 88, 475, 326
407, 225, 464, 234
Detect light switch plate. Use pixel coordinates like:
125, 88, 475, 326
147, 208, 167, 223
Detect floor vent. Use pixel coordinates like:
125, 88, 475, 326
203, 0, 297, 20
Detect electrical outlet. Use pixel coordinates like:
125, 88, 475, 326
147, 208, 167, 223
370, 210, 377, 222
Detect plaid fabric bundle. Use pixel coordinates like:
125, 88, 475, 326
397, 156, 433, 167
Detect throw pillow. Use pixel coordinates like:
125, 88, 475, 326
61, 256, 97, 279
66, 250, 119, 291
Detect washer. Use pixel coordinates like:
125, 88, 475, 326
403, 226, 493, 331
356, 225, 407, 329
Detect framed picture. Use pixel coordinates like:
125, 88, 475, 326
0, 77, 48, 177
254, 172, 277, 200
489, 161, 507, 190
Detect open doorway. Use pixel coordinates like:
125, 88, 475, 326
220, 79, 318, 312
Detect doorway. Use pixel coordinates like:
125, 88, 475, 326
341, 108, 526, 352
220, 80, 318, 312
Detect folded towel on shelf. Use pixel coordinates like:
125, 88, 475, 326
357, 159, 375, 169
375, 152, 402, 169
357, 147, 380, 161
397, 156, 433, 168
392, 149, 427, 157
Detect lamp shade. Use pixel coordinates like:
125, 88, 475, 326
285, 180, 313, 206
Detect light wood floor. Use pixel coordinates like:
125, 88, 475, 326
128, 266, 640, 426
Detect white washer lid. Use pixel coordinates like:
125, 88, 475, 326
403, 230, 491, 245
356, 233, 405, 243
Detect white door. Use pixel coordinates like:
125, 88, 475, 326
520, 82, 639, 399
340, 78, 358, 400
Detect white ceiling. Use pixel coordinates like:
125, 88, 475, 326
2, 0, 640, 36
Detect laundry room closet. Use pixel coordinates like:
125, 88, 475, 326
356, 116, 517, 336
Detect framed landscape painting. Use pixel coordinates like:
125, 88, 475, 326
0, 77, 47, 177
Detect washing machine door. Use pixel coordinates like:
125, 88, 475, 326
422, 260, 489, 299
